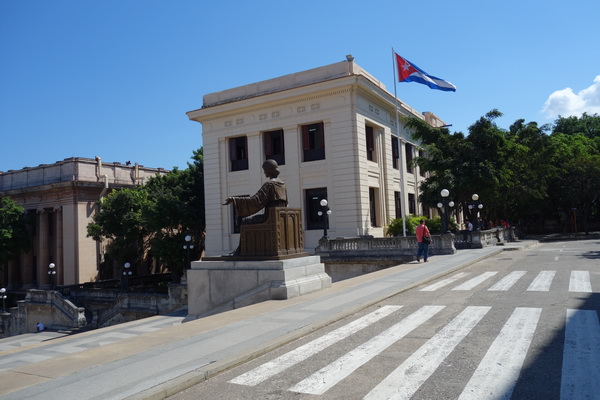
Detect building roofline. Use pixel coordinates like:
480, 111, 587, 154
0, 157, 168, 175
186, 56, 446, 127
189, 58, 389, 111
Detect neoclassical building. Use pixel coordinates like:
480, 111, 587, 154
0, 157, 167, 292
187, 57, 447, 257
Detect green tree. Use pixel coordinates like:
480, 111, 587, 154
144, 147, 205, 281
546, 130, 600, 233
87, 188, 150, 275
407, 110, 517, 225
552, 112, 600, 139
87, 147, 205, 282
504, 119, 557, 227
0, 197, 30, 266
408, 111, 600, 234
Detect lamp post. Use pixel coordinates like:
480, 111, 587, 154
48, 263, 57, 289
183, 235, 194, 270
122, 262, 132, 291
437, 189, 455, 233
0, 288, 6, 312
317, 199, 331, 239
467, 194, 484, 230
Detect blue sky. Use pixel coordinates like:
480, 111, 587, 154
2, 1, 599, 172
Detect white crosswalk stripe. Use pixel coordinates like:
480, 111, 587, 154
419, 270, 594, 293
568, 270, 592, 292
289, 305, 444, 395
229, 305, 401, 386
364, 306, 490, 400
488, 271, 527, 291
560, 309, 600, 399
452, 271, 498, 290
458, 307, 542, 400
527, 270, 556, 291
420, 272, 470, 291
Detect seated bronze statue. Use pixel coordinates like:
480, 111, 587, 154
223, 159, 288, 255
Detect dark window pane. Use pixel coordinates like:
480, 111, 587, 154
305, 188, 327, 230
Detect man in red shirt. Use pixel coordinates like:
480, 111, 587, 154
415, 219, 431, 262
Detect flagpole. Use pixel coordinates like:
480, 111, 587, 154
392, 48, 407, 237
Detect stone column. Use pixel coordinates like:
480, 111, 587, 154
5, 260, 14, 289
20, 251, 34, 289
36, 208, 50, 288
53, 206, 63, 286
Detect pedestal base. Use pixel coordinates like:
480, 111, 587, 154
185, 255, 331, 321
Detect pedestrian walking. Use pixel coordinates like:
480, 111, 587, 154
415, 219, 431, 262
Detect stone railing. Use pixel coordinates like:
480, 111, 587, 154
0, 284, 187, 337
315, 233, 457, 261
454, 227, 517, 249
0, 290, 86, 336
314, 234, 457, 282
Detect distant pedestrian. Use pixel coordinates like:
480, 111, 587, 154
463, 219, 473, 241
36, 322, 45, 332
415, 219, 431, 262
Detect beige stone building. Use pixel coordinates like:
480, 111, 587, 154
0, 157, 167, 293
187, 57, 447, 257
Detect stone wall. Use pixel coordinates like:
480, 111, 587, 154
0, 284, 187, 337
315, 234, 457, 281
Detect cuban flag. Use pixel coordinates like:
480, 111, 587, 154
395, 53, 456, 92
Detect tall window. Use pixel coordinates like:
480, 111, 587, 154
405, 143, 414, 174
302, 122, 325, 162
229, 136, 248, 171
391, 136, 400, 169
369, 187, 379, 227
263, 129, 285, 165
419, 150, 426, 177
305, 187, 328, 230
408, 193, 416, 215
366, 125, 375, 162
394, 191, 402, 219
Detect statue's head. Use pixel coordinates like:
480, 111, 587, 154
262, 159, 280, 178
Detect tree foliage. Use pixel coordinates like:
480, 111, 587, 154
0, 197, 30, 266
405, 112, 600, 234
87, 147, 205, 281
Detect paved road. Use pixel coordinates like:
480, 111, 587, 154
1, 244, 508, 399
169, 240, 600, 399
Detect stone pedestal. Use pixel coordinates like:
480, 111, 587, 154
185, 256, 331, 320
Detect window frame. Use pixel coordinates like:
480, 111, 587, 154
263, 129, 285, 166
391, 136, 400, 169
408, 193, 416, 215
366, 125, 375, 162
229, 136, 248, 171
369, 187, 379, 227
405, 143, 414, 174
305, 187, 328, 230
301, 122, 325, 162
394, 191, 402, 219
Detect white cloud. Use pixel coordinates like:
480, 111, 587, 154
542, 75, 600, 118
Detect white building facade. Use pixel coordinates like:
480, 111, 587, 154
187, 58, 446, 257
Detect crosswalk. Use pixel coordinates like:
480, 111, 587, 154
420, 270, 594, 293
228, 304, 600, 399
226, 270, 599, 399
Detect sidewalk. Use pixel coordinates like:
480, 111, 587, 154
0, 241, 537, 400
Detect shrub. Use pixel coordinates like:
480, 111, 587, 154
386, 215, 427, 236
386, 215, 458, 235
